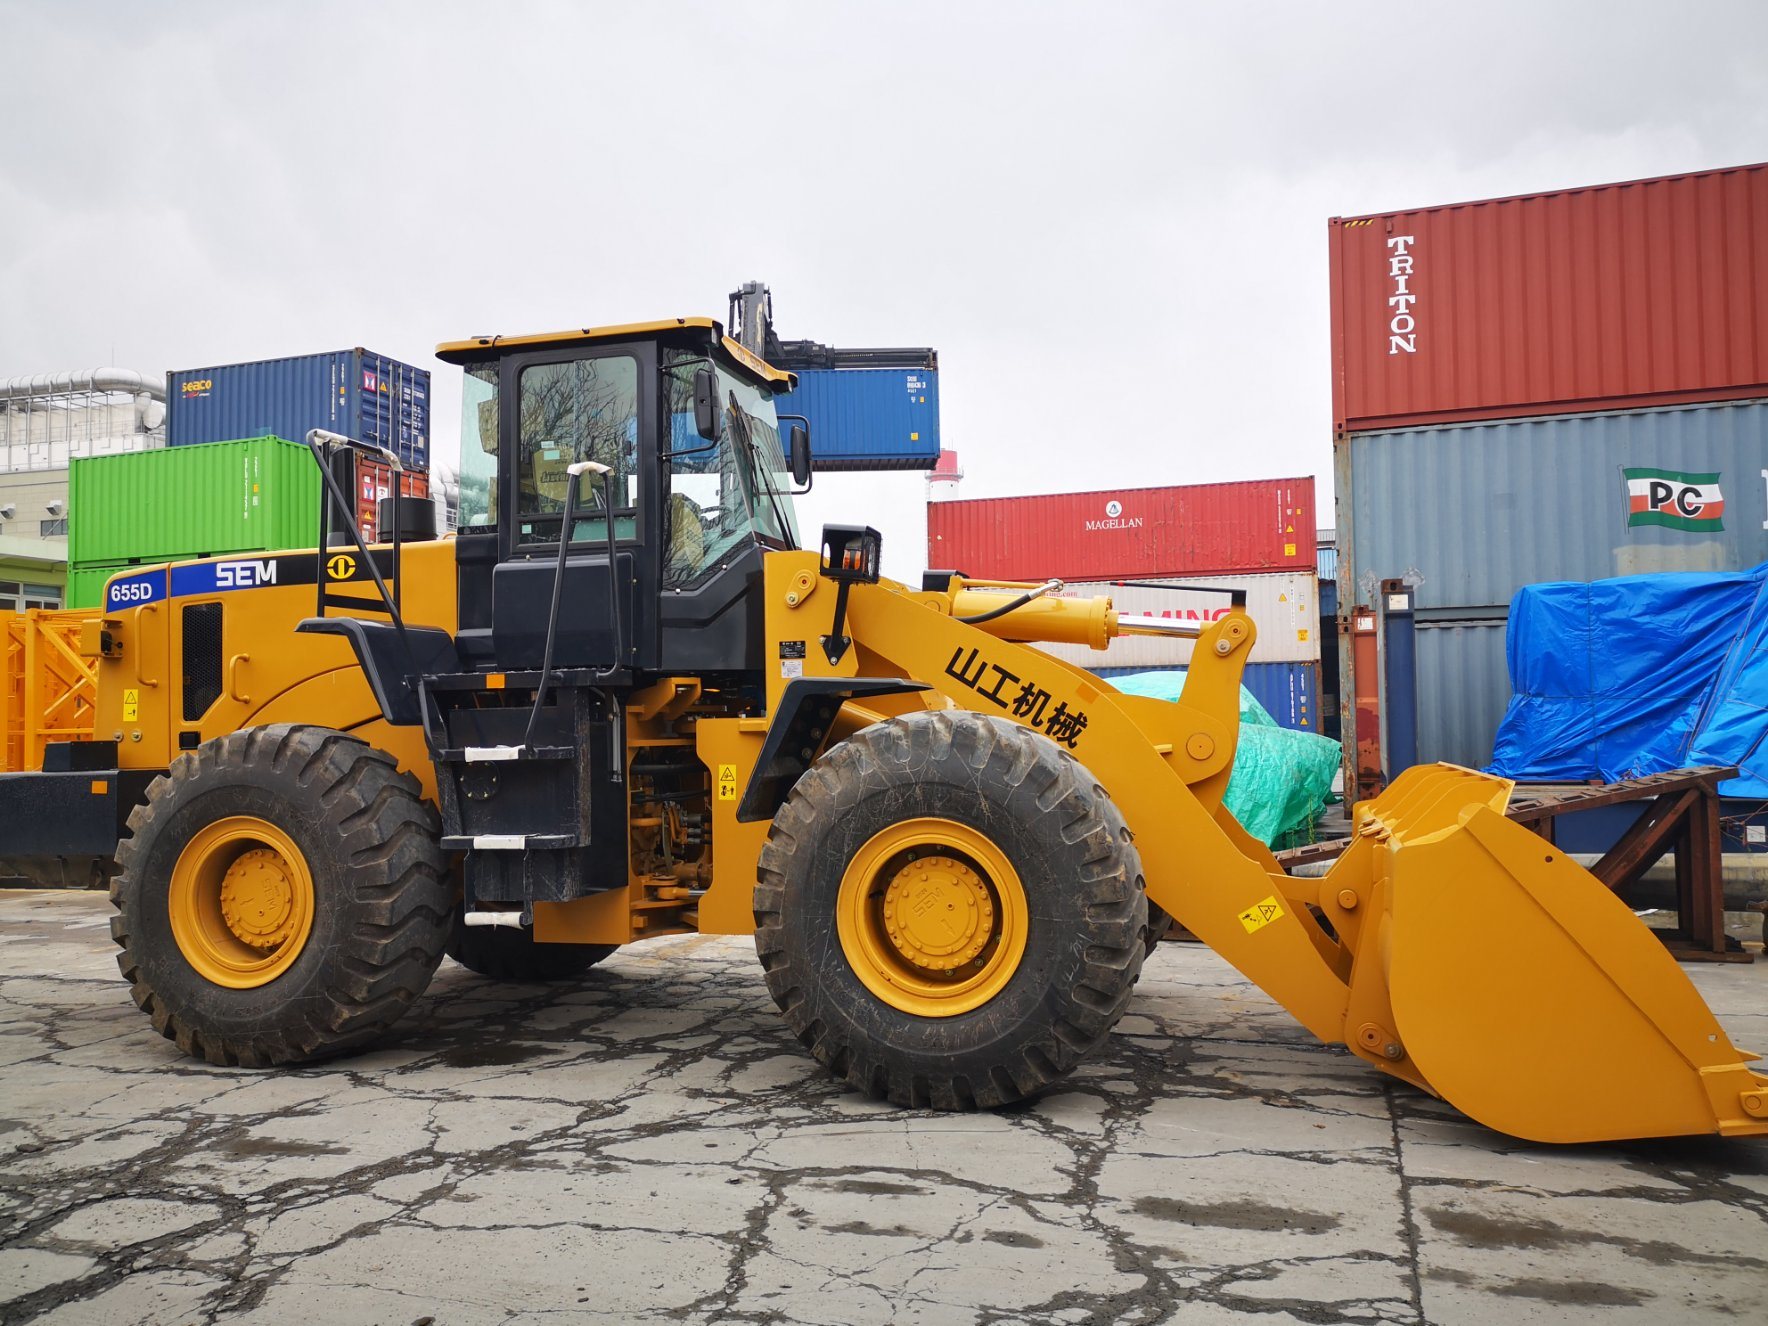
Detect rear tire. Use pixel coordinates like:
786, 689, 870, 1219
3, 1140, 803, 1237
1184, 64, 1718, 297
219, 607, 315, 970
111, 725, 450, 1067
446, 911, 616, 981
755, 711, 1147, 1109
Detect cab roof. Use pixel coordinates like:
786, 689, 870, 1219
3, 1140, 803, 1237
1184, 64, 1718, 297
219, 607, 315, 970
434, 316, 793, 386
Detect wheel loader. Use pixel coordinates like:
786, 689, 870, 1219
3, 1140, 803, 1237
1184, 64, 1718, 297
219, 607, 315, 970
2, 316, 1764, 1144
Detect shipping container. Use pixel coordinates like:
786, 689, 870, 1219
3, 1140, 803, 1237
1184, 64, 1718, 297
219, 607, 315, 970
1338, 398, 1768, 613
1036, 572, 1319, 669
63, 565, 115, 610
353, 463, 431, 541
1093, 661, 1321, 732
68, 436, 321, 566
168, 349, 431, 470
1329, 162, 1768, 434
769, 366, 940, 471
928, 478, 1314, 583
1411, 619, 1510, 770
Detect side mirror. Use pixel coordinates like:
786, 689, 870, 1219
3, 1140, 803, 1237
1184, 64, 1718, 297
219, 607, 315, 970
789, 424, 812, 489
692, 367, 720, 440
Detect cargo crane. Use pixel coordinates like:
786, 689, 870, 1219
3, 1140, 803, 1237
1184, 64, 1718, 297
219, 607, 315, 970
2, 314, 1764, 1143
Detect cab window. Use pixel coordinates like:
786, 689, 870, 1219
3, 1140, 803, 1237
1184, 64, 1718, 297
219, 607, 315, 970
516, 356, 640, 545
456, 362, 498, 527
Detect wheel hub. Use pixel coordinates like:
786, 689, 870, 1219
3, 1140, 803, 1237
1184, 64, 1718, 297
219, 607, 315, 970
835, 817, 1030, 1019
169, 816, 316, 989
218, 849, 299, 951
881, 855, 994, 972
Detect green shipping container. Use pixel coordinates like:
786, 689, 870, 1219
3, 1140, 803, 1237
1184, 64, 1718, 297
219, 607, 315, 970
68, 436, 322, 566
64, 565, 119, 610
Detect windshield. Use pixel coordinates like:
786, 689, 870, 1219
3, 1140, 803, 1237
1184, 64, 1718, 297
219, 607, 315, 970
663, 353, 799, 588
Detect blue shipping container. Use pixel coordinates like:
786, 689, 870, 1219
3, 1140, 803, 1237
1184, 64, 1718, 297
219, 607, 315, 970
771, 367, 939, 471
1093, 661, 1321, 732
168, 349, 431, 471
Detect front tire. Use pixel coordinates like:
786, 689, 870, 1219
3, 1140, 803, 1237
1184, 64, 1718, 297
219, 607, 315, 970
110, 725, 451, 1066
755, 711, 1147, 1109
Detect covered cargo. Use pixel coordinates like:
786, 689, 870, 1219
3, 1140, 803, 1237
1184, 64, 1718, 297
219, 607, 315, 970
68, 436, 320, 566
1339, 398, 1768, 612
929, 478, 1315, 582
1489, 564, 1768, 798
1095, 661, 1321, 732
1329, 162, 1768, 434
1105, 669, 1338, 845
1039, 572, 1319, 669
168, 349, 431, 471
769, 365, 939, 471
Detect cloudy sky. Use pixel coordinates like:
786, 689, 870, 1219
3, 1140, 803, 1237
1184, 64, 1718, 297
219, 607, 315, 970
4, 1, 1765, 576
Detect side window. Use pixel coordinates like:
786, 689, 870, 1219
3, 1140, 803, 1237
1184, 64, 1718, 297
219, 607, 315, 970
457, 362, 498, 527
516, 356, 640, 545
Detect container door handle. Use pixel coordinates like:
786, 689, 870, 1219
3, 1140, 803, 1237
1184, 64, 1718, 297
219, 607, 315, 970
227, 653, 251, 704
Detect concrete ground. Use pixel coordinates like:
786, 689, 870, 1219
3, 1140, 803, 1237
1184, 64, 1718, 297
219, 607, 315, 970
1, 890, 1764, 1326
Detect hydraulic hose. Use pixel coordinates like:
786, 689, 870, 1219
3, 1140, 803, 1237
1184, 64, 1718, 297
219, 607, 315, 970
955, 579, 1063, 625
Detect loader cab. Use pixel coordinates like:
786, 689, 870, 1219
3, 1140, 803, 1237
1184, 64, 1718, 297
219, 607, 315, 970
438, 318, 804, 677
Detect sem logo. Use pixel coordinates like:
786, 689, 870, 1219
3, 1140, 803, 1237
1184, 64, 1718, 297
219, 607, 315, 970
326, 553, 357, 580
215, 559, 277, 589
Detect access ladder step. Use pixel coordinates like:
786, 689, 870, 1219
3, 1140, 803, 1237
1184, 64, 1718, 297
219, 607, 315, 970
437, 745, 575, 764
441, 833, 583, 851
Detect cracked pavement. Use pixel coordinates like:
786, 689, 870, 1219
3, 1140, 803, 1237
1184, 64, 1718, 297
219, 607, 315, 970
1, 889, 1764, 1325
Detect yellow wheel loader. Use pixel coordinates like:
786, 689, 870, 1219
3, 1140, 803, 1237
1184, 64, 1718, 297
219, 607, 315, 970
3, 316, 1764, 1142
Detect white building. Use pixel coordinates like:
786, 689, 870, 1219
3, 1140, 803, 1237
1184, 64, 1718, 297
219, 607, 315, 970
0, 369, 167, 604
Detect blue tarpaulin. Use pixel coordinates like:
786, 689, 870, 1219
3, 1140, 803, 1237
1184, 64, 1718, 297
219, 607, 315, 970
1488, 563, 1768, 797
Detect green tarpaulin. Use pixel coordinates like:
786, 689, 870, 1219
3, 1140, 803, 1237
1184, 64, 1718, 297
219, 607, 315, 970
1108, 670, 1340, 845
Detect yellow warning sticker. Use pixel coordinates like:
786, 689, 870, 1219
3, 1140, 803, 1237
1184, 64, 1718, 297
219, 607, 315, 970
1238, 895, 1284, 934
716, 763, 739, 801
1283, 542, 1297, 557
122, 687, 139, 723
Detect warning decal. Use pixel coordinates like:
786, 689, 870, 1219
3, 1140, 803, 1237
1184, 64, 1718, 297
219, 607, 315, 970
1237, 895, 1284, 934
122, 688, 140, 723
717, 763, 739, 801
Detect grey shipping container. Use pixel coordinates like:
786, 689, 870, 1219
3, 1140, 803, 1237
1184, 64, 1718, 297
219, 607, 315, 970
1337, 396, 1768, 777
1338, 397, 1767, 613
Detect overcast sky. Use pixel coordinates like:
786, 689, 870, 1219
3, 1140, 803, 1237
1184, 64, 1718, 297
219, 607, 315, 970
4, 1, 1765, 577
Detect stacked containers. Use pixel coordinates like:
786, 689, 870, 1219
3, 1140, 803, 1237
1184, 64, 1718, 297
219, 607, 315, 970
64, 437, 320, 608
927, 478, 1322, 729
1329, 161, 1768, 793
62, 437, 430, 608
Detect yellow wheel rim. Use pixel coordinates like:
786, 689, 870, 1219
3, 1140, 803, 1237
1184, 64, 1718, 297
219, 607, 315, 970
836, 817, 1029, 1018
168, 816, 315, 989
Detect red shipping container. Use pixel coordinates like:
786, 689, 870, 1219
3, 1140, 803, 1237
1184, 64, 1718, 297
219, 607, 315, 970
926, 478, 1314, 582
355, 460, 430, 541
1329, 162, 1768, 434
